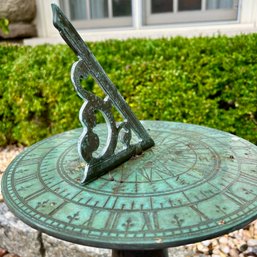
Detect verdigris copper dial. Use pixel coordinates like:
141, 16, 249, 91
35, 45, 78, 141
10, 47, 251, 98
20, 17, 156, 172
2, 4, 257, 257
2, 121, 257, 250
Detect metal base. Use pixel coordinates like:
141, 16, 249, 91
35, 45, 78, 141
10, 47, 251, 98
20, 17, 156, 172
112, 249, 169, 257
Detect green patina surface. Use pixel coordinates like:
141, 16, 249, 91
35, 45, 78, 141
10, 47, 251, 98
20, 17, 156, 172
2, 120, 257, 250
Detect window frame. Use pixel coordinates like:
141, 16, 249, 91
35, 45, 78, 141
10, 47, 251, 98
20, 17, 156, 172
144, 0, 239, 26
62, 0, 133, 29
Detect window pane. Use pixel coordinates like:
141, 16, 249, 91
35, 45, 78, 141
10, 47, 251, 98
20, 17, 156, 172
112, 0, 132, 17
178, 0, 201, 11
207, 0, 233, 10
151, 0, 173, 14
69, 0, 87, 20
90, 0, 108, 19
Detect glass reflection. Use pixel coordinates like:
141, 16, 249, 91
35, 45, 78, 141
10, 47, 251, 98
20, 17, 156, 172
69, 0, 87, 20
112, 0, 132, 17
90, 0, 108, 19
151, 0, 173, 14
207, 0, 233, 10
178, 0, 201, 11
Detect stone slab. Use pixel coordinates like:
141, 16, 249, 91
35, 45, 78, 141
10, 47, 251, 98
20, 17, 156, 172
42, 234, 194, 257
0, 23, 37, 39
42, 234, 111, 257
0, 203, 42, 257
0, 0, 36, 23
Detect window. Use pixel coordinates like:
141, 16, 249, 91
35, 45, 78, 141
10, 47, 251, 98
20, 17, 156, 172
62, 0, 132, 29
178, 0, 201, 11
145, 0, 239, 25
151, 0, 173, 13
206, 0, 234, 9
61, 0, 239, 30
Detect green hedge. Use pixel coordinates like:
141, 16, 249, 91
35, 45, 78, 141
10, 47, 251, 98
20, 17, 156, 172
1, 34, 257, 146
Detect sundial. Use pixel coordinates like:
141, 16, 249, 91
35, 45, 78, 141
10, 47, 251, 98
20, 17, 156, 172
2, 5, 257, 257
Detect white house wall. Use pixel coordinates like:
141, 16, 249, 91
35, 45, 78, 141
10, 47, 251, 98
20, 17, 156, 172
28, 0, 257, 45
240, 0, 257, 24
35, 0, 60, 37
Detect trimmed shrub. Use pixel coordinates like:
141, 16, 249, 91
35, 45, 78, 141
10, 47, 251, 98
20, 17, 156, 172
0, 34, 257, 146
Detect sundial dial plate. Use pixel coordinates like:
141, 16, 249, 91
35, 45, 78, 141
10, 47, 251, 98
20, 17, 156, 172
2, 120, 257, 250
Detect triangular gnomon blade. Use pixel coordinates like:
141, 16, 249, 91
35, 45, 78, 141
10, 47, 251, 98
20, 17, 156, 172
52, 4, 154, 184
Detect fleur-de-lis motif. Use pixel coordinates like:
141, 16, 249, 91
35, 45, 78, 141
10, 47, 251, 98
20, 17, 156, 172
215, 205, 227, 215
242, 188, 254, 195
67, 211, 80, 224
122, 217, 134, 232
36, 200, 49, 209
171, 214, 184, 228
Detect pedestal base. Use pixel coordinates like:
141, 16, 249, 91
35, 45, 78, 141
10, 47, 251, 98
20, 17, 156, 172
112, 249, 169, 257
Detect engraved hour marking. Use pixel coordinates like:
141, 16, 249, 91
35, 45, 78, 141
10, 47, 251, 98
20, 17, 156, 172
190, 204, 209, 221
104, 211, 121, 230
15, 173, 37, 184
135, 171, 138, 193
103, 195, 111, 208
25, 188, 46, 201
48, 201, 67, 216
223, 190, 246, 206
141, 212, 159, 232
140, 168, 153, 183
150, 197, 154, 210
155, 171, 174, 189
131, 201, 135, 210
18, 158, 43, 166
239, 173, 257, 186
153, 211, 160, 230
